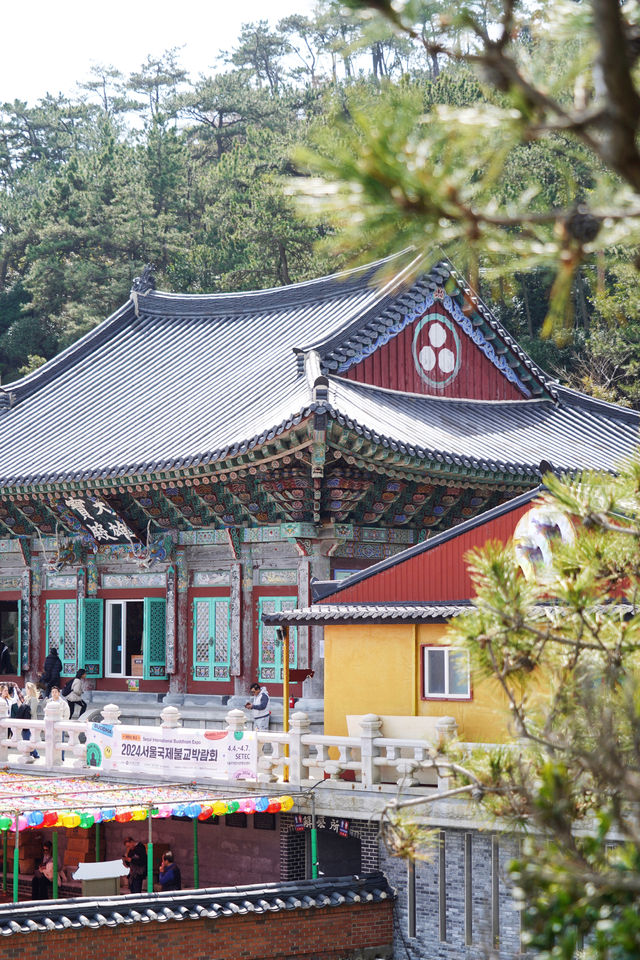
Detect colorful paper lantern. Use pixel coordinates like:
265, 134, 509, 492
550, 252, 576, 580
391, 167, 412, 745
79, 813, 94, 829
227, 800, 240, 814
62, 813, 80, 828
156, 804, 172, 818
27, 811, 44, 827
280, 796, 294, 812
100, 808, 116, 822
171, 804, 187, 817
267, 800, 281, 814
92, 809, 103, 823
212, 800, 227, 816
115, 810, 132, 823
185, 803, 201, 818
255, 797, 269, 813
197, 806, 213, 821
0, 816, 12, 831
240, 798, 256, 814
131, 808, 147, 821
43, 812, 58, 827
11, 815, 28, 832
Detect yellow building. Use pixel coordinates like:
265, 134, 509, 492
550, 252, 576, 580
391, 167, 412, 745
266, 489, 543, 744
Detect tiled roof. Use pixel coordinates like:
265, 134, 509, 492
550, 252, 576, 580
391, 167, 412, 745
0, 873, 395, 936
0, 255, 635, 488
325, 379, 639, 476
262, 602, 470, 624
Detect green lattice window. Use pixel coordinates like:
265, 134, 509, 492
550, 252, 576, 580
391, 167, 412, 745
257, 596, 297, 684
192, 598, 231, 681
143, 597, 167, 679
79, 598, 103, 678
46, 599, 77, 676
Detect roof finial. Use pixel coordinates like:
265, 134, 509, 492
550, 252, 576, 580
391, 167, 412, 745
132, 263, 156, 295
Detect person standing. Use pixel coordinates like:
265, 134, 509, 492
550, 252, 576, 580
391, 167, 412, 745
158, 851, 181, 891
48, 686, 70, 720
41, 646, 62, 697
66, 668, 87, 718
245, 682, 271, 730
21, 681, 40, 759
32, 840, 53, 900
123, 836, 147, 893
0, 642, 14, 674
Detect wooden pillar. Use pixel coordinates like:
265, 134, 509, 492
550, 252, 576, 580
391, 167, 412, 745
170, 550, 188, 694
30, 559, 43, 682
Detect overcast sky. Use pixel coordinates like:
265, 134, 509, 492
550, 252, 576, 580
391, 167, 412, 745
2, 0, 316, 105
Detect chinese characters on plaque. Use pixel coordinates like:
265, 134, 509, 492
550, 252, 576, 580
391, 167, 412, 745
58, 495, 138, 547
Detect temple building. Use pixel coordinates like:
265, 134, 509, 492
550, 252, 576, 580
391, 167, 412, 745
0, 255, 636, 717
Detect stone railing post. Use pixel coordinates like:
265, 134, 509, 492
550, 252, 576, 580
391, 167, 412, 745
0, 700, 8, 765
225, 708, 247, 734
436, 716, 457, 745
436, 716, 458, 790
160, 705, 182, 728
288, 711, 310, 786
359, 714, 383, 788
44, 699, 62, 768
101, 704, 122, 726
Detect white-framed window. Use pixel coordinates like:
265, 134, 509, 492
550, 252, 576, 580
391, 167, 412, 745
423, 646, 470, 698
105, 599, 144, 678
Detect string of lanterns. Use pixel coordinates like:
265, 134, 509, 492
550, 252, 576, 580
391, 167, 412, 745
0, 795, 295, 832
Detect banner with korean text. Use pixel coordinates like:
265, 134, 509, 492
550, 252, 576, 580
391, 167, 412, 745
86, 723, 257, 780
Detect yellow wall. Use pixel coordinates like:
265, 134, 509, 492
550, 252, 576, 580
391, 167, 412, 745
324, 621, 514, 743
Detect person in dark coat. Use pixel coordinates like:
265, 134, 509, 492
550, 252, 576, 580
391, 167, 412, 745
123, 836, 147, 893
0, 642, 14, 674
41, 647, 62, 697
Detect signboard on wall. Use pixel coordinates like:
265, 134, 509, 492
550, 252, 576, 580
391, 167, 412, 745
86, 723, 257, 780
56, 495, 138, 546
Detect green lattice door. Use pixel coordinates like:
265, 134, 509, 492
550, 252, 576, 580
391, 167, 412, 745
78, 598, 103, 678
46, 599, 78, 676
192, 598, 231, 681
257, 597, 297, 684
143, 597, 167, 679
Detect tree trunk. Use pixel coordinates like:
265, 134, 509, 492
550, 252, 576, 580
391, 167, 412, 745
522, 276, 533, 337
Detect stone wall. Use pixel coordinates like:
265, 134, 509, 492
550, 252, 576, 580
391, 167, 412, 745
380, 827, 522, 960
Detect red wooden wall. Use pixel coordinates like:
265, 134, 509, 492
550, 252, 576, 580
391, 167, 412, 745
330, 502, 532, 603
344, 301, 524, 400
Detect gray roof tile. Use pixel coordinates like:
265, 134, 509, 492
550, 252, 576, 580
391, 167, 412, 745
0, 874, 395, 936
0, 256, 635, 488
262, 602, 470, 624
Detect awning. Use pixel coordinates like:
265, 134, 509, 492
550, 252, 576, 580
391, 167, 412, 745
0, 771, 294, 830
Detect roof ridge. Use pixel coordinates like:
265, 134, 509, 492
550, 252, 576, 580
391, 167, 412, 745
329, 376, 551, 406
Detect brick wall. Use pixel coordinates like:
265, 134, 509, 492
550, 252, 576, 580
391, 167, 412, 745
0, 900, 394, 960
279, 814, 379, 880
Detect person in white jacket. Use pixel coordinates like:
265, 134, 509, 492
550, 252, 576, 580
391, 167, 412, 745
48, 685, 70, 720
66, 668, 87, 717
245, 682, 270, 730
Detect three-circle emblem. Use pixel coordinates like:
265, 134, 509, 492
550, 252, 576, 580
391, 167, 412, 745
412, 313, 461, 388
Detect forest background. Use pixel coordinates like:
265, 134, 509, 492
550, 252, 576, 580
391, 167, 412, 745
0, 0, 634, 401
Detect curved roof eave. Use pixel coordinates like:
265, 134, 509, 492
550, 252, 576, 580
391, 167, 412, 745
0, 404, 320, 490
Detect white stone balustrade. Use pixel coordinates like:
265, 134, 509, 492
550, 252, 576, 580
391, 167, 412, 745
0, 702, 462, 792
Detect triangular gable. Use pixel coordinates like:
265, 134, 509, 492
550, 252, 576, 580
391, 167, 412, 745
318, 262, 554, 402
315, 488, 542, 604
